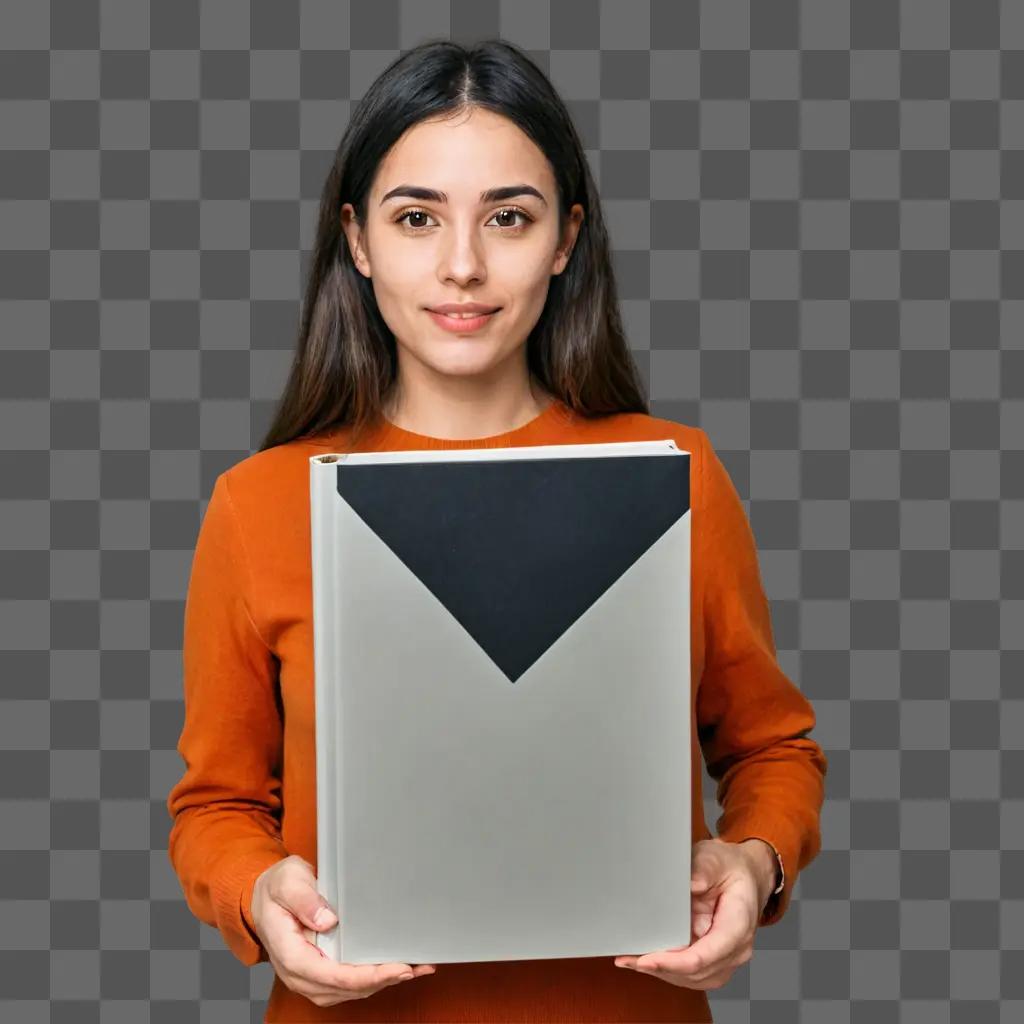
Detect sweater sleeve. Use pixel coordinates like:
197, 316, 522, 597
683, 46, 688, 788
694, 429, 828, 928
166, 471, 289, 965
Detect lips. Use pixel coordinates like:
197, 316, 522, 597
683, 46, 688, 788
428, 304, 501, 316
425, 307, 501, 333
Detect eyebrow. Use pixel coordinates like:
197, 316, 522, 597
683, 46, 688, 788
379, 184, 548, 207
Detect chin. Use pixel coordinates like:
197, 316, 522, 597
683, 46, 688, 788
420, 340, 507, 368
427, 357, 503, 380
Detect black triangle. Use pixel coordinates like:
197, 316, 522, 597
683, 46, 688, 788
336, 453, 690, 682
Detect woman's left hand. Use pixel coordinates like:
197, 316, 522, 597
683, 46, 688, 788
613, 838, 773, 991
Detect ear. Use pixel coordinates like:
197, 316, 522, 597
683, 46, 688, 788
340, 203, 371, 278
552, 203, 585, 276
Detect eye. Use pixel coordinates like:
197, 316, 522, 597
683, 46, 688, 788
395, 208, 437, 230
394, 206, 534, 232
486, 207, 533, 230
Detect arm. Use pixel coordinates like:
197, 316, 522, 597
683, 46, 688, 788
166, 472, 289, 965
694, 429, 828, 928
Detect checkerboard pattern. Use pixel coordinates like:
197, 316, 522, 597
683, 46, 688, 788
1, 0, 1020, 1021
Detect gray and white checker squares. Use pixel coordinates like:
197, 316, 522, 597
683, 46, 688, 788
1, 0, 1021, 1022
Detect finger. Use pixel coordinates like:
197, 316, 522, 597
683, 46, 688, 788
299, 929, 438, 974
275, 873, 338, 935
334, 961, 422, 988
615, 886, 720, 970
298, 925, 436, 975
616, 909, 715, 969
655, 892, 753, 978
301, 925, 436, 975
688, 905, 712, 942
293, 944, 422, 992
645, 888, 749, 976
629, 953, 731, 990
691, 869, 715, 894
614, 937, 693, 970
692, 840, 730, 882
684, 863, 724, 951
270, 902, 416, 992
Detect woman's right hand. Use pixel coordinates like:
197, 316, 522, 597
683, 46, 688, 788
249, 854, 437, 1007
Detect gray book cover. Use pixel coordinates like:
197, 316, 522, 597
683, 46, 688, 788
308, 440, 692, 966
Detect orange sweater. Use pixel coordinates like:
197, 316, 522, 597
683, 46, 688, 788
166, 398, 827, 1023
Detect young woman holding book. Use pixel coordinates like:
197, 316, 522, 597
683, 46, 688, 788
167, 38, 827, 1023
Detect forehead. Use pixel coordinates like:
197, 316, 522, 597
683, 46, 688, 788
372, 108, 553, 197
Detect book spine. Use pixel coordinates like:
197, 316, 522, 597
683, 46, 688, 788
310, 458, 342, 963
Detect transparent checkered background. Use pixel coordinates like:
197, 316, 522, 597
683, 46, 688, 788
1, 0, 1021, 1021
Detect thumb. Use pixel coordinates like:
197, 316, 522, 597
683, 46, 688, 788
293, 885, 337, 931
308, 896, 338, 930
287, 857, 338, 930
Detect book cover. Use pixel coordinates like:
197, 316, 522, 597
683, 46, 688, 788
308, 440, 692, 965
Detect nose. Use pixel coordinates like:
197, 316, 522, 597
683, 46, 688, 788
436, 217, 487, 287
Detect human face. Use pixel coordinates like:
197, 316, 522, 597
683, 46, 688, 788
340, 106, 583, 388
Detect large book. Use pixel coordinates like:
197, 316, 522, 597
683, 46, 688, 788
308, 439, 693, 965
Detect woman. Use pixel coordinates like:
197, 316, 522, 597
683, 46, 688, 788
167, 38, 827, 1023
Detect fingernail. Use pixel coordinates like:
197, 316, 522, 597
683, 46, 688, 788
399, 972, 414, 981
313, 907, 335, 928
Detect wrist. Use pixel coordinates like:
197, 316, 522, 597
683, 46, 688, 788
738, 838, 779, 906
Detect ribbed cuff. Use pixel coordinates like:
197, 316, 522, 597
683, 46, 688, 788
211, 847, 288, 966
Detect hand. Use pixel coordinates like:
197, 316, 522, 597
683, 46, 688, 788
613, 838, 774, 991
248, 854, 437, 1008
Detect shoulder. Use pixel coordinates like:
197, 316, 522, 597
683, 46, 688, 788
219, 438, 317, 490
575, 408, 708, 461
211, 436, 327, 536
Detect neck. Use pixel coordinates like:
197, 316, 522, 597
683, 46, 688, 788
382, 376, 554, 440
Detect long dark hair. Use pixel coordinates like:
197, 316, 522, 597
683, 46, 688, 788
258, 38, 649, 454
